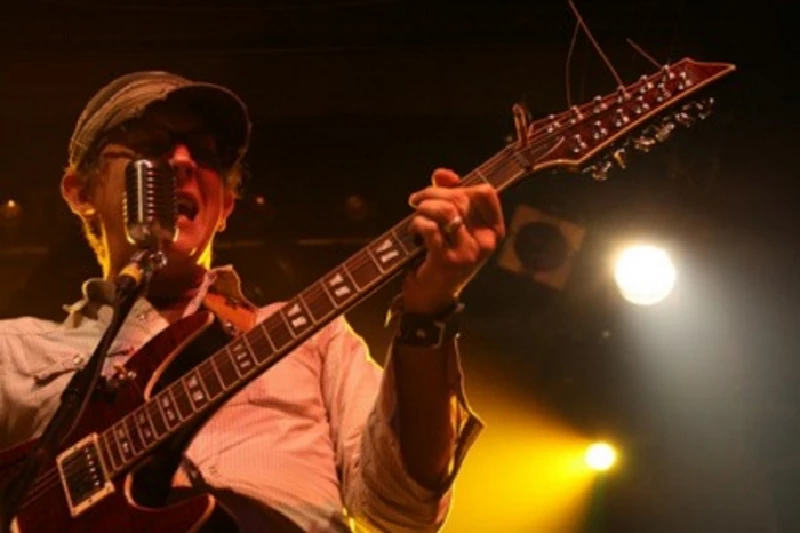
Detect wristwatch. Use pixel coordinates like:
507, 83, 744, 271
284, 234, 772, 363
389, 298, 465, 350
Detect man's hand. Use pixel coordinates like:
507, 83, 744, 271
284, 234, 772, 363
402, 168, 505, 315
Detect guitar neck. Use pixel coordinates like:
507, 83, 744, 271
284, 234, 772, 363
97, 138, 560, 476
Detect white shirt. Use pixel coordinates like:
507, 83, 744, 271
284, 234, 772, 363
0, 266, 482, 532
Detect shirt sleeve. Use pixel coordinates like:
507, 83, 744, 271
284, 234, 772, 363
0, 330, 51, 449
0, 333, 15, 449
318, 316, 483, 532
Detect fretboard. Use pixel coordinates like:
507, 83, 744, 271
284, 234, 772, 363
96, 137, 560, 476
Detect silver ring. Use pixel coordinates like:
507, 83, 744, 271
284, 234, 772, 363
443, 214, 464, 235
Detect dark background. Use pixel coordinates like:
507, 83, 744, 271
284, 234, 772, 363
0, 1, 795, 531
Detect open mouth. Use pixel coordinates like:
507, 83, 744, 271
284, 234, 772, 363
175, 193, 199, 221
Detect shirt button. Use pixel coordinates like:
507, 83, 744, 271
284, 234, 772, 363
72, 354, 84, 366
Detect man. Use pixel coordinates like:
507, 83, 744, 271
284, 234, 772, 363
0, 71, 505, 531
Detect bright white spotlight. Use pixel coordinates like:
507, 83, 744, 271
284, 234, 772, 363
585, 442, 617, 472
614, 244, 676, 305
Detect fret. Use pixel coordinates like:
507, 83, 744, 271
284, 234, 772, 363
304, 282, 336, 323
212, 348, 239, 389
146, 400, 168, 438
261, 312, 292, 350
113, 421, 134, 462
183, 369, 210, 409
395, 218, 420, 252
228, 337, 257, 377
367, 232, 408, 272
473, 168, 491, 186
493, 157, 526, 192
199, 359, 223, 399
171, 381, 195, 419
246, 327, 274, 365
97, 432, 114, 470
158, 389, 182, 428
133, 407, 157, 448
390, 227, 411, 253
103, 429, 122, 471
511, 149, 530, 170
124, 415, 144, 455
97, 432, 114, 473
283, 297, 315, 337
322, 267, 358, 307
259, 321, 277, 352
345, 250, 381, 289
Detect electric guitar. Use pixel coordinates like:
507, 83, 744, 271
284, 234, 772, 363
0, 57, 735, 533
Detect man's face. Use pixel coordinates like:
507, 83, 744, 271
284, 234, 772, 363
87, 101, 235, 275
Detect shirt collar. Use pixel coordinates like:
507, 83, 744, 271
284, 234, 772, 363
62, 264, 254, 328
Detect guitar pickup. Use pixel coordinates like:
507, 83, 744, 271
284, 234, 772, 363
55, 433, 115, 517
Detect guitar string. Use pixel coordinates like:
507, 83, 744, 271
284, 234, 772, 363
17, 65, 689, 509
15, 144, 530, 510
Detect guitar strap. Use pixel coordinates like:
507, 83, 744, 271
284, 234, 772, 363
201, 288, 258, 334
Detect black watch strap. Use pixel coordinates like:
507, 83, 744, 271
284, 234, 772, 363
393, 301, 464, 349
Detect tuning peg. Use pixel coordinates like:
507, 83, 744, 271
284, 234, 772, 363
696, 97, 714, 120
676, 70, 692, 91
613, 108, 630, 128
654, 121, 675, 142
592, 120, 609, 141
633, 136, 656, 152
569, 105, 584, 125
613, 148, 627, 168
674, 111, 694, 127
571, 134, 588, 154
590, 159, 613, 181
633, 95, 650, 115
592, 95, 607, 114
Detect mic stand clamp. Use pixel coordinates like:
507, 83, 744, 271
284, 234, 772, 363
115, 248, 168, 299
0, 247, 167, 533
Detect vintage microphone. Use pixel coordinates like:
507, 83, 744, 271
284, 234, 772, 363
0, 159, 177, 532
117, 158, 178, 291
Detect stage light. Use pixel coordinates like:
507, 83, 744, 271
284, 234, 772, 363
614, 244, 676, 305
0, 199, 21, 218
585, 442, 617, 472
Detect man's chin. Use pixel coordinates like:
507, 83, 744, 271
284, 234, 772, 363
150, 254, 207, 287
161, 240, 208, 267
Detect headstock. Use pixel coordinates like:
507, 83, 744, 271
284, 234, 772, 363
515, 58, 736, 181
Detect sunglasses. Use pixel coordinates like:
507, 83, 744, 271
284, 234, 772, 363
91, 123, 234, 177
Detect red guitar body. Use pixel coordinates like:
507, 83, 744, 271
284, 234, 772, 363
0, 312, 241, 533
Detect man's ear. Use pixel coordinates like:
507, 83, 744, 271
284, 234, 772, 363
61, 170, 96, 218
216, 187, 236, 232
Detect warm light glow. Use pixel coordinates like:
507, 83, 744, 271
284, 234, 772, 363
584, 442, 617, 471
614, 244, 676, 305
0, 199, 22, 220
441, 368, 595, 533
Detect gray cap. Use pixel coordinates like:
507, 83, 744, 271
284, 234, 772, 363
68, 71, 251, 171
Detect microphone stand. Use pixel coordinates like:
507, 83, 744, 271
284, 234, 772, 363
0, 248, 167, 533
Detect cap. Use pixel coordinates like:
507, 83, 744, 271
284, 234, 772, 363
68, 71, 251, 172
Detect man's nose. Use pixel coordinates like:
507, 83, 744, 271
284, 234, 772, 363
168, 144, 197, 182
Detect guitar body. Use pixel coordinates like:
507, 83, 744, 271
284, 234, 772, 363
0, 311, 240, 533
